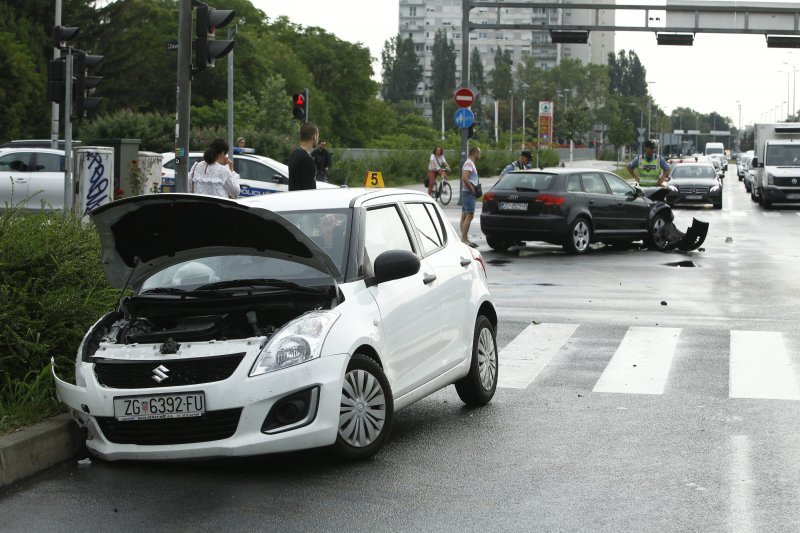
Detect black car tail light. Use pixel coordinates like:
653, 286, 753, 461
534, 194, 565, 206
483, 191, 495, 202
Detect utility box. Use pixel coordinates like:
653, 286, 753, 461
135, 152, 163, 195
91, 138, 140, 199
75, 146, 115, 216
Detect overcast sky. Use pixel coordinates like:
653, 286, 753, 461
252, 0, 799, 128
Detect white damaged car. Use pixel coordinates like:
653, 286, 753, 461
54, 188, 498, 461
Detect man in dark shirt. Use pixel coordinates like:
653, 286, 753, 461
288, 122, 319, 191
311, 140, 333, 182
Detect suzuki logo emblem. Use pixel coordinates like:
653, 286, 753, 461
152, 365, 170, 383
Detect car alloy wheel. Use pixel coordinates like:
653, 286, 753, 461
333, 353, 393, 460
564, 218, 590, 254
486, 237, 511, 252
648, 213, 669, 250
455, 315, 498, 406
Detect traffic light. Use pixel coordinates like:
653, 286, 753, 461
74, 52, 103, 118
194, 3, 236, 72
47, 58, 66, 103
52, 25, 79, 50
292, 90, 308, 121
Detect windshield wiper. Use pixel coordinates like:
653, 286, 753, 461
196, 278, 327, 294
516, 187, 539, 192
139, 287, 224, 298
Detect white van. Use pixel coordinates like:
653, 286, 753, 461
704, 142, 725, 155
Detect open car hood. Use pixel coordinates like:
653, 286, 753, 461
91, 194, 342, 290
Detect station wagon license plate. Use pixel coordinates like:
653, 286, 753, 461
114, 392, 205, 421
786, 193, 800, 200
686, 195, 703, 200
499, 202, 528, 211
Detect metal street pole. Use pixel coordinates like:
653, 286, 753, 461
63, 47, 74, 210
441, 99, 445, 141
509, 92, 513, 152
175, 0, 192, 193
521, 99, 526, 150
458, 0, 470, 205
227, 25, 235, 152
51, 0, 62, 150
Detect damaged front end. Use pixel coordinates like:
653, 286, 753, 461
645, 187, 709, 252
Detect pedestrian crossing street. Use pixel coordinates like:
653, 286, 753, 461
498, 323, 800, 401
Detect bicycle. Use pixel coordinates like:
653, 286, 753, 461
433, 170, 452, 205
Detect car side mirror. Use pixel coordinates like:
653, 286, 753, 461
370, 250, 420, 285
272, 175, 289, 185
751, 157, 761, 168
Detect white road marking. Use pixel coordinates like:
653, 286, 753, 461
592, 327, 681, 395
498, 323, 578, 389
732, 211, 748, 217
729, 435, 754, 533
729, 331, 800, 400
762, 212, 781, 217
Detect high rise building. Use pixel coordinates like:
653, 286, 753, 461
397, 0, 615, 118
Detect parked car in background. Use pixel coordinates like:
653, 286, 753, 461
664, 163, 723, 209
161, 152, 338, 195
54, 188, 497, 461
0, 147, 65, 210
479, 168, 679, 254
737, 151, 753, 182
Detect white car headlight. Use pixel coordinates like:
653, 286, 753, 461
249, 310, 340, 376
767, 173, 774, 185
710, 185, 720, 192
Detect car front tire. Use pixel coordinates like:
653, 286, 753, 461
646, 212, 670, 251
455, 315, 498, 406
332, 353, 394, 460
563, 217, 591, 255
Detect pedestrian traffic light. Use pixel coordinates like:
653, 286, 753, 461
292, 90, 308, 121
194, 3, 236, 72
52, 25, 79, 50
74, 52, 103, 118
47, 58, 67, 104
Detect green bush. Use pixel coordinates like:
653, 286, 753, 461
328, 151, 430, 187
0, 202, 117, 434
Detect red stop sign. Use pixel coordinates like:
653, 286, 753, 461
454, 88, 474, 108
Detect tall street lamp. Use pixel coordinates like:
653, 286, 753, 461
784, 61, 800, 120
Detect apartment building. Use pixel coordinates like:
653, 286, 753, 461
398, 0, 615, 118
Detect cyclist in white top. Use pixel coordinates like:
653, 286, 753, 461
427, 146, 449, 197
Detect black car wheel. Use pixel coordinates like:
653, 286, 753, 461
563, 217, 591, 255
454, 315, 498, 406
332, 353, 394, 461
646, 212, 669, 251
486, 237, 511, 252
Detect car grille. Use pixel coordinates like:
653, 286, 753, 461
96, 408, 242, 445
678, 187, 709, 194
772, 177, 800, 187
94, 354, 245, 389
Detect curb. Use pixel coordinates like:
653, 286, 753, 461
0, 413, 85, 488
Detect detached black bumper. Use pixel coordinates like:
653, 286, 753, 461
661, 218, 709, 251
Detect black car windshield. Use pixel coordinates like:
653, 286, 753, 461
494, 172, 555, 191
670, 165, 717, 179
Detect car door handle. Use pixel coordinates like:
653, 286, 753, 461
459, 257, 471, 267
588, 200, 595, 205
423, 273, 437, 284
617, 202, 624, 206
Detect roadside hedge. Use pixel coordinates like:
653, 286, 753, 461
0, 201, 117, 434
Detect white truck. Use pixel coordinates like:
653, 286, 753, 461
751, 123, 800, 208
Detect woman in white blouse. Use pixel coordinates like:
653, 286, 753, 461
190, 138, 241, 198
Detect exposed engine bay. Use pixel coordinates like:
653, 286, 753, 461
81, 289, 337, 360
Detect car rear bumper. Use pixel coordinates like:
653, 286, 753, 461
480, 213, 568, 242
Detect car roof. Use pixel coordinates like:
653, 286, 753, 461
0, 147, 64, 155
0, 139, 80, 149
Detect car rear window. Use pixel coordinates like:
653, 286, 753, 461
494, 172, 555, 192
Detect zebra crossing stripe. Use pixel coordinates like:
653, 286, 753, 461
498, 323, 578, 389
729, 331, 800, 400
592, 327, 681, 395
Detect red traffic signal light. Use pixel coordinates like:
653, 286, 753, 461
292, 90, 308, 121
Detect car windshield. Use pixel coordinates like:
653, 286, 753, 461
140, 208, 351, 292
140, 255, 333, 292
494, 172, 555, 191
766, 145, 800, 166
670, 165, 717, 179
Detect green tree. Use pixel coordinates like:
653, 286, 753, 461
430, 29, 456, 128
607, 50, 646, 98
609, 114, 636, 156
470, 47, 485, 126
381, 35, 422, 103
489, 48, 513, 101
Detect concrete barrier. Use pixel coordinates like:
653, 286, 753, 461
0, 413, 85, 487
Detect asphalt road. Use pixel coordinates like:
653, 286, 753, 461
2, 165, 799, 532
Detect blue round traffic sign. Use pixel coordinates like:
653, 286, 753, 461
454, 108, 475, 129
